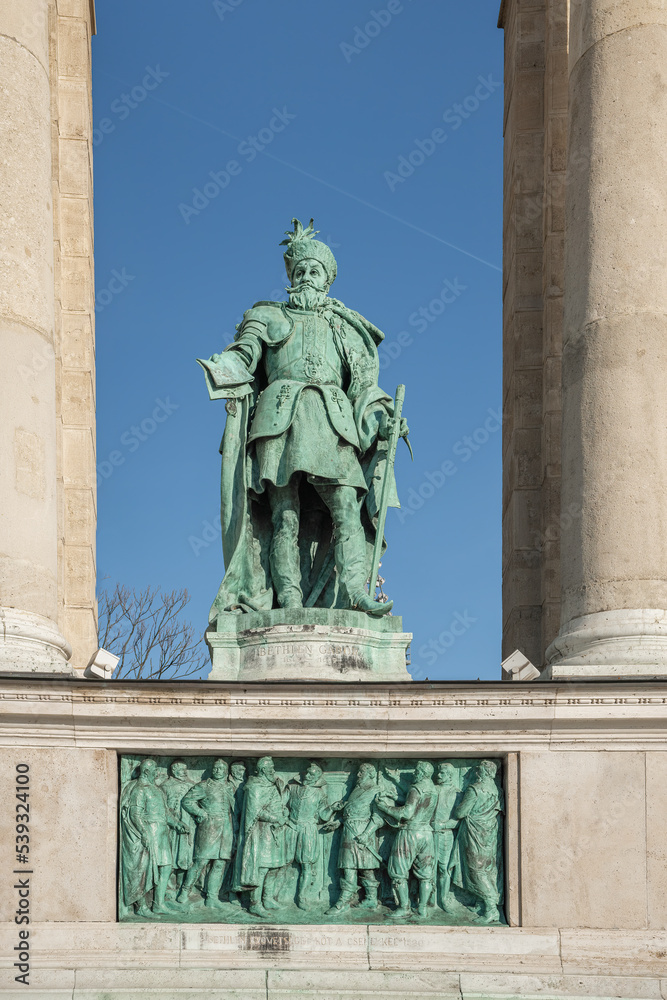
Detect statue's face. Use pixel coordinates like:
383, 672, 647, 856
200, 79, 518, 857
212, 760, 228, 780
437, 764, 454, 785
415, 761, 433, 781
259, 758, 275, 780
140, 761, 156, 783
358, 764, 374, 785
304, 763, 322, 785
292, 259, 328, 292
171, 762, 187, 780
479, 762, 496, 781
231, 764, 245, 782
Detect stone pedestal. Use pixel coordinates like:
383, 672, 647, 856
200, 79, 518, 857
2, 675, 667, 998
207, 609, 411, 682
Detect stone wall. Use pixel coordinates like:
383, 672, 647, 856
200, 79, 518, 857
0, 0, 97, 673
52, 0, 98, 670
500, 0, 567, 668
2, 678, 667, 997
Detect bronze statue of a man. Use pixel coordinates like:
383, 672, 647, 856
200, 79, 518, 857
451, 760, 504, 923
158, 759, 195, 886
431, 762, 459, 912
232, 755, 290, 917
200, 218, 408, 621
377, 760, 438, 918
177, 758, 236, 909
327, 761, 384, 914
119, 758, 187, 917
285, 761, 338, 910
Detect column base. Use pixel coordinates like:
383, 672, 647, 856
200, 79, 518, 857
545, 609, 667, 680
0, 607, 73, 674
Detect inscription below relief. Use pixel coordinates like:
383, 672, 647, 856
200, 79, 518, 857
118, 754, 505, 926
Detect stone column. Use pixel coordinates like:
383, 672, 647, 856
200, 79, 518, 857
546, 0, 667, 676
0, 2, 71, 671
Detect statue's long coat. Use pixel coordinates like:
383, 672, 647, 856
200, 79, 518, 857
206, 298, 400, 620
232, 774, 289, 889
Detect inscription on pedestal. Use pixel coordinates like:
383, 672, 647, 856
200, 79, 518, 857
118, 754, 504, 926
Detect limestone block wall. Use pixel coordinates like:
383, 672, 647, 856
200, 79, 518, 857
500, 0, 567, 668
0, 0, 97, 672
1, 680, 667, 1000
52, 0, 97, 670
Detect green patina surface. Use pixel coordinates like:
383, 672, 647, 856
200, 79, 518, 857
199, 218, 411, 627
119, 755, 505, 926
213, 607, 405, 634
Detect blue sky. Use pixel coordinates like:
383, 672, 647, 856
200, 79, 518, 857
92, 0, 503, 681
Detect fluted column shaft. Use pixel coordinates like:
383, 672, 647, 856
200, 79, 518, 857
548, 0, 667, 674
0, 1, 71, 670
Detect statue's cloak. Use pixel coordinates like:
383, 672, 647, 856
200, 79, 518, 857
204, 299, 400, 621
119, 780, 159, 909
232, 775, 288, 889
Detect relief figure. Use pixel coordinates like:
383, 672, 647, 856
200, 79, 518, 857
451, 759, 504, 923
431, 762, 460, 912
120, 758, 187, 916
285, 761, 340, 910
176, 758, 236, 909
377, 760, 438, 918
326, 761, 384, 914
158, 758, 195, 888
232, 755, 291, 917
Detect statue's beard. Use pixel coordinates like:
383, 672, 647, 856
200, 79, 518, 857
287, 281, 328, 311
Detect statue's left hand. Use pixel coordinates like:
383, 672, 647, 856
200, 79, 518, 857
378, 414, 410, 442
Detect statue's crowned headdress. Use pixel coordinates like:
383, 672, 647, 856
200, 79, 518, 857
280, 217, 337, 286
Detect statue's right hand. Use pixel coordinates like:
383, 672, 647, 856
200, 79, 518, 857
211, 353, 222, 364
195, 811, 208, 824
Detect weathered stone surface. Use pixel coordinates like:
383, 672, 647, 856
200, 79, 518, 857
208, 610, 411, 682
519, 751, 647, 928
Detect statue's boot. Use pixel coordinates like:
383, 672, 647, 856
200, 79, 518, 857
358, 876, 380, 910
262, 868, 283, 911
269, 485, 303, 609
326, 891, 354, 914
417, 880, 433, 917
205, 865, 227, 909
248, 885, 269, 918
327, 870, 356, 914
176, 862, 203, 904
333, 508, 393, 617
438, 875, 455, 912
391, 879, 411, 918
297, 863, 318, 910
481, 900, 501, 924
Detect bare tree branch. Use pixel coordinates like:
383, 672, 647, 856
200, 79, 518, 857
98, 584, 208, 681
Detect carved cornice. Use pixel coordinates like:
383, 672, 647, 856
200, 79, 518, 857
1, 678, 667, 752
